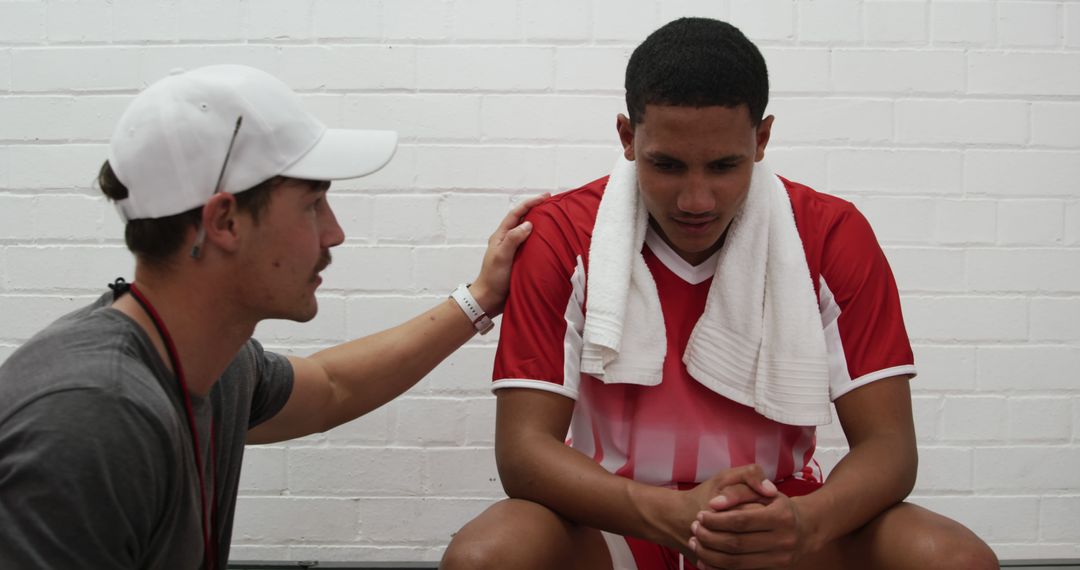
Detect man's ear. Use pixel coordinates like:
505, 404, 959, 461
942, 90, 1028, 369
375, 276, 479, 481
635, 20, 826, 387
199, 193, 242, 254
754, 114, 775, 162
616, 113, 636, 161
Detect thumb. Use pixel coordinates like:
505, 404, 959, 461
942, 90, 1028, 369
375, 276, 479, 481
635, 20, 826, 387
499, 220, 533, 248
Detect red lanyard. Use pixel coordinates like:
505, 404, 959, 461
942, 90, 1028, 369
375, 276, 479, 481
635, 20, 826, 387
127, 282, 218, 570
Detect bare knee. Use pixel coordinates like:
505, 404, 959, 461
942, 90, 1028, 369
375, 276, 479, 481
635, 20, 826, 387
441, 535, 504, 570
908, 529, 998, 570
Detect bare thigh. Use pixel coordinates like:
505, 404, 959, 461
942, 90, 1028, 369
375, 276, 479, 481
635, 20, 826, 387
441, 498, 612, 570
794, 502, 998, 570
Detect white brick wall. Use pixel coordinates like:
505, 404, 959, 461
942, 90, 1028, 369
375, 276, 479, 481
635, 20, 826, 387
1, 0, 1076, 562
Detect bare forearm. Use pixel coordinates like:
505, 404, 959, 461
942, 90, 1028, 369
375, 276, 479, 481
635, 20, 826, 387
498, 434, 689, 550
795, 434, 916, 551
312, 297, 478, 429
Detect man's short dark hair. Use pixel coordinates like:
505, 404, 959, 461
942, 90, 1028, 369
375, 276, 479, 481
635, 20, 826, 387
625, 17, 769, 126
97, 161, 276, 266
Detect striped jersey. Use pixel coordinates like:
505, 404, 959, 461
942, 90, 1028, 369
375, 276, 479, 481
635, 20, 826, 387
492, 174, 916, 488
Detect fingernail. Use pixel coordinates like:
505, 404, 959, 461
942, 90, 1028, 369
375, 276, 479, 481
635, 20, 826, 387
522, 221, 533, 231
712, 495, 728, 507
691, 520, 699, 534
762, 479, 777, 494
697, 511, 705, 522
688, 537, 698, 551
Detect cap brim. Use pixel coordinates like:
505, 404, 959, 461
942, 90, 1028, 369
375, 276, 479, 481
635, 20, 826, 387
281, 128, 398, 181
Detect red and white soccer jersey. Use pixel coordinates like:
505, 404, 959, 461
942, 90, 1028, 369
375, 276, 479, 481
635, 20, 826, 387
492, 174, 916, 490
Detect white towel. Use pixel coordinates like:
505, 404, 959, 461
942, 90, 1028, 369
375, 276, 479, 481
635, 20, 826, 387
581, 156, 832, 426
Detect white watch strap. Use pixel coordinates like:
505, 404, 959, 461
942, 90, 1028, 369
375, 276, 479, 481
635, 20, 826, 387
450, 283, 494, 335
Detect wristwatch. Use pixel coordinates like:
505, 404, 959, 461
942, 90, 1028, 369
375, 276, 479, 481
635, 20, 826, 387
450, 283, 494, 335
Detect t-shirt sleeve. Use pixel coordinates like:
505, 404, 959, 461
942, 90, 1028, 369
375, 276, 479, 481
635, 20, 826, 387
0, 389, 170, 569
818, 205, 917, 400
245, 338, 295, 429
492, 207, 586, 399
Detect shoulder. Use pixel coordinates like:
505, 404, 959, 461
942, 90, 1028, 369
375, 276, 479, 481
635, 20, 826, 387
782, 176, 884, 276
524, 176, 607, 237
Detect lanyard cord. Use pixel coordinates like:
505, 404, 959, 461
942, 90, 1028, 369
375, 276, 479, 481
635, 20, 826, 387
112, 278, 218, 570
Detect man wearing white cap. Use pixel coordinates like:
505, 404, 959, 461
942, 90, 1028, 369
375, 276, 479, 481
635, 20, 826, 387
0, 64, 541, 569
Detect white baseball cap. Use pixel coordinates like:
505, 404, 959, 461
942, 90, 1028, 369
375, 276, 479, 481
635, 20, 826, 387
108, 64, 397, 221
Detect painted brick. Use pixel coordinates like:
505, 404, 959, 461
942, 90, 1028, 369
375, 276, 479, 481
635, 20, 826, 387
832, 50, 965, 94
1009, 398, 1072, 443
967, 249, 1080, 293
417, 47, 552, 92
30, 194, 107, 240
425, 448, 501, 497
109, 0, 178, 42
768, 98, 892, 143
911, 345, 976, 392
283, 545, 443, 563
763, 148, 827, 190
344, 295, 438, 338
238, 447, 287, 494
998, 1, 1062, 48
0, 1, 46, 43
1075, 399, 1080, 441
828, 149, 962, 194
936, 199, 996, 245
451, 0, 519, 41
323, 402, 394, 445
884, 248, 966, 294
0, 194, 34, 238
729, 0, 796, 41
799, 0, 862, 43
913, 446, 973, 492
229, 546, 291, 561
912, 395, 943, 443
174, 1, 245, 41
1040, 496, 1080, 542
969, 52, 1080, 96
4, 245, 132, 291
421, 345, 497, 396
1030, 297, 1080, 342
1032, 102, 1080, 148
863, 1, 927, 44
481, 95, 623, 143
11, 48, 141, 92
0, 95, 129, 142
357, 497, 493, 543
992, 543, 1080, 560
975, 446, 1080, 492
414, 145, 557, 191
382, 0, 450, 40
393, 397, 469, 446
323, 245, 412, 293
279, 46, 415, 91
942, 396, 1008, 442
373, 195, 443, 243
45, 0, 113, 43
909, 496, 1037, 542
1070, 2, 1080, 48
1068, 201, 1080, 246
413, 245, 484, 293
521, 0, 591, 41
0, 294, 96, 340
253, 295, 347, 343
760, 48, 831, 94
5, 144, 106, 190
311, 0, 380, 39
903, 296, 1027, 342
931, 1, 995, 45
858, 198, 936, 244
896, 100, 1028, 145
233, 497, 359, 542
441, 193, 514, 244
464, 397, 497, 445
332, 145, 418, 193
241, 0, 310, 40
977, 346, 1080, 391
342, 94, 481, 142
555, 47, 631, 92
136, 46, 281, 88
965, 151, 1080, 197
659, 0, 730, 24
592, 0, 658, 42
0, 50, 10, 92
332, 194, 374, 244
288, 447, 423, 495
556, 145, 621, 192
997, 200, 1064, 245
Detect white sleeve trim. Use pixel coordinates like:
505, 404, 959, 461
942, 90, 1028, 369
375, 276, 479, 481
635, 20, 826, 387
830, 365, 918, 401
491, 378, 579, 400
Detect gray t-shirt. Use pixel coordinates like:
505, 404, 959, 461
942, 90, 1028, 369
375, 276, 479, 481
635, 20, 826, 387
0, 292, 294, 569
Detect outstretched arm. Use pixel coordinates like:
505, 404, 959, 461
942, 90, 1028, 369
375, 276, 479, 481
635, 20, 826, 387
247, 194, 546, 444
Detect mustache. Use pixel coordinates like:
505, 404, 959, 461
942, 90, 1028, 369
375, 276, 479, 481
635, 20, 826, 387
315, 251, 332, 273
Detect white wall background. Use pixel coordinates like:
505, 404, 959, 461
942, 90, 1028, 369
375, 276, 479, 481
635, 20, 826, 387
0, 0, 1078, 563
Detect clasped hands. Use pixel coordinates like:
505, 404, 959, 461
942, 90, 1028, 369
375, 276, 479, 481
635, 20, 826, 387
683, 464, 813, 570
